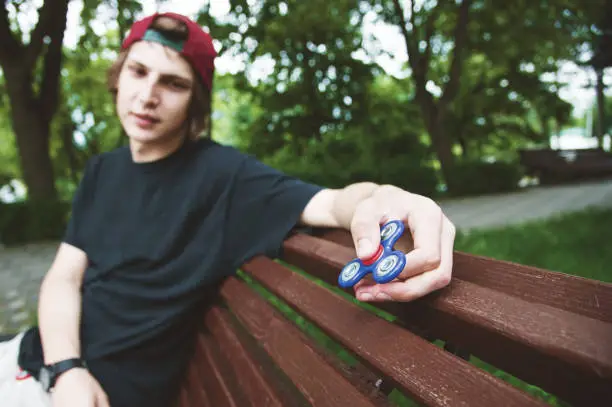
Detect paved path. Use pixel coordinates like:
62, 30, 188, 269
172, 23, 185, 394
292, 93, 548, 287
1, 179, 612, 335
0, 242, 57, 334
438, 179, 612, 231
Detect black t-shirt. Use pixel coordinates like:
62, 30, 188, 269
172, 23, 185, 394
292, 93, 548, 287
18, 138, 323, 406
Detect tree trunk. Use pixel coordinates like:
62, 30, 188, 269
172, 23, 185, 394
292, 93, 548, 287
0, 0, 70, 200
391, 0, 471, 193
596, 68, 606, 149
427, 110, 456, 190
5, 75, 57, 200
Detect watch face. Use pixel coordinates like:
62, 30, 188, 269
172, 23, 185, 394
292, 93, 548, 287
39, 367, 51, 391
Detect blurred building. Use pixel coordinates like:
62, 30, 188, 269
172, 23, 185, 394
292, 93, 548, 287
550, 127, 611, 151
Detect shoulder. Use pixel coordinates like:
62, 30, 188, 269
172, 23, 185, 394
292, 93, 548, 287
86, 146, 129, 169
75, 147, 130, 186
189, 138, 256, 176
192, 138, 248, 162
98, 146, 131, 165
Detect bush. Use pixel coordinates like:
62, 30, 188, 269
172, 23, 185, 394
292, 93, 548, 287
446, 160, 523, 196
0, 199, 71, 246
260, 123, 441, 197
264, 140, 439, 197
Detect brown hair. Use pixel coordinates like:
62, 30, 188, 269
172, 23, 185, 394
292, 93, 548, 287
107, 16, 211, 140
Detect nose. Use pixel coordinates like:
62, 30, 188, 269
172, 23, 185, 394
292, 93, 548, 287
138, 78, 159, 107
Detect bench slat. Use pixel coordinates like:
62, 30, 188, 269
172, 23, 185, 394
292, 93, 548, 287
183, 351, 211, 407
453, 251, 611, 323
312, 229, 612, 323
220, 276, 384, 407
177, 384, 190, 407
192, 334, 248, 407
241, 256, 548, 407
204, 305, 300, 407
281, 231, 612, 406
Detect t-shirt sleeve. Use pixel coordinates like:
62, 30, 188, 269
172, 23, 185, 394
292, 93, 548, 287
223, 153, 324, 270
63, 157, 96, 251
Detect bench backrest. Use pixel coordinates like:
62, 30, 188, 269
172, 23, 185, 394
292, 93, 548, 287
520, 148, 612, 168
176, 228, 612, 407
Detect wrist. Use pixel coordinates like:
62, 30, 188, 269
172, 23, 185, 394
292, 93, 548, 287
44, 353, 81, 365
333, 182, 380, 228
53, 366, 88, 388
39, 358, 88, 392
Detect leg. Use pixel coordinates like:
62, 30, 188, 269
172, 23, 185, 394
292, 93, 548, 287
0, 332, 52, 406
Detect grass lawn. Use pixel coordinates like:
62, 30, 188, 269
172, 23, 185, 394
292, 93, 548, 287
454, 206, 612, 283
447, 206, 612, 406
242, 206, 611, 407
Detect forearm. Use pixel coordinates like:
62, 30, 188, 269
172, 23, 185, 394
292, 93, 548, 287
37, 274, 83, 364
331, 182, 380, 229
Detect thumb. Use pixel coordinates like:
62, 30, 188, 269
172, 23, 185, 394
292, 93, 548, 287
356, 236, 377, 259
351, 204, 383, 259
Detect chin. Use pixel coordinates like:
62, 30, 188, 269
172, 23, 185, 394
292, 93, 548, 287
125, 126, 163, 143
125, 127, 184, 147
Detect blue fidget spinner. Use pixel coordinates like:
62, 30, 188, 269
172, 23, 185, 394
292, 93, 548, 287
338, 220, 406, 288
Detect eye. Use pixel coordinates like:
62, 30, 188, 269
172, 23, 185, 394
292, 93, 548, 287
128, 64, 147, 77
166, 80, 190, 91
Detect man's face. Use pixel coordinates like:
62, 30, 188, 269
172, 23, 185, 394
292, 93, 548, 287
116, 41, 194, 146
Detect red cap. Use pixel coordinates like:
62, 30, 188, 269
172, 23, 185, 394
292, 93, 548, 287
122, 12, 217, 91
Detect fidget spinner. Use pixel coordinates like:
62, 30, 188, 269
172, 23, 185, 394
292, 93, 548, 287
338, 220, 406, 288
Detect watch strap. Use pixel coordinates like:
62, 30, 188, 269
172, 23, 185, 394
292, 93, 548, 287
43, 358, 87, 391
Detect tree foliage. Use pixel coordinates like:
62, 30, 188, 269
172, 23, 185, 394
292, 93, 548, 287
0, 0, 606, 207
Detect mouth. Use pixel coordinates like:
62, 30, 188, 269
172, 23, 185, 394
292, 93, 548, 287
131, 112, 161, 128
132, 113, 159, 123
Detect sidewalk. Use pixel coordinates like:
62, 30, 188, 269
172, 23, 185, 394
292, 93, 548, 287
438, 179, 612, 231
2, 179, 612, 334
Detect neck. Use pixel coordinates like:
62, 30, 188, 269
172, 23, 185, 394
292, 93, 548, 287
129, 133, 187, 163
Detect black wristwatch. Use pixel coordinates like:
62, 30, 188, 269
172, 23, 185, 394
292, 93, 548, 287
39, 358, 87, 392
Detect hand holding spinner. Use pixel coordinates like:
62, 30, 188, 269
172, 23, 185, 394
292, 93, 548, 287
338, 220, 406, 288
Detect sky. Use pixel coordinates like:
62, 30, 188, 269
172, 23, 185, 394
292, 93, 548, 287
14, 0, 612, 118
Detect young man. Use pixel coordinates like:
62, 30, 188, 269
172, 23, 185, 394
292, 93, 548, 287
0, 12, 455, 407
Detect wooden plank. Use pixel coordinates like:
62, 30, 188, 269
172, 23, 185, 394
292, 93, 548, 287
452, 252, 612, 323
207, 302, 393, 407
177, 386, 190, 407
192, 333, 249, 407
183, 350, 211, 407
241, 256, 548, 407
220, 277, 384, 407
204, 305, 305, 407
313, 228, 612, 323
281, 231, 612, 406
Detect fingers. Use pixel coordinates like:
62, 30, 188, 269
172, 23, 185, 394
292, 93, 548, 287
94, 381, 111, 407
356, 217, 455, 302
399, 196, 444, 278
95, 392, 110, 407
350, 197, 395, 259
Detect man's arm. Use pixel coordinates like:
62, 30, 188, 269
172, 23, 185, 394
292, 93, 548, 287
299, 182, 380, 230
38, 243, 111, 406
37, 242, 88, 364
300, 181, 395, 257
299, 181, 455, 303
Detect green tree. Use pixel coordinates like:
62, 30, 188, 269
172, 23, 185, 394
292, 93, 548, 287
199, 0, 377, 157
368, 0, 604, 190
0, 0, 146, 200
0, 75, 19, 189
0, 0, 70, 200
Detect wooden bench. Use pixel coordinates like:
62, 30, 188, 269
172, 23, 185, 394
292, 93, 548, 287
519, 148, 612, 184
176, 227, 612, 407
